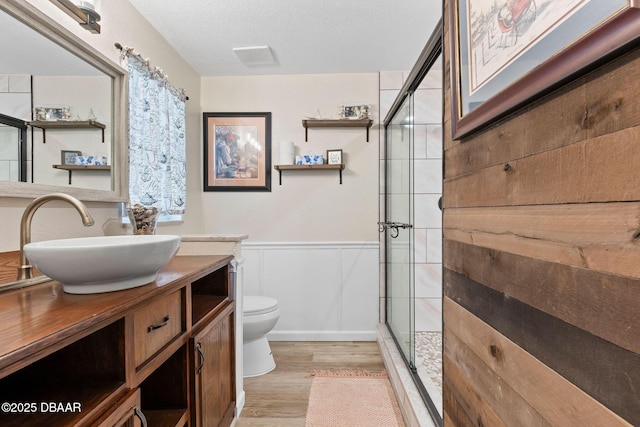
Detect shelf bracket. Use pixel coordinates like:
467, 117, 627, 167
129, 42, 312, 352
301, 119, 372, 142
274, 164, 344, 185
29, 120, 106, 143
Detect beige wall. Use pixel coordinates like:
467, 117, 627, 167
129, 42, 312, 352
200, 73, 380, 242
2, 2, 382, 251
32, 75, 111, 190
0, 0, 203, 252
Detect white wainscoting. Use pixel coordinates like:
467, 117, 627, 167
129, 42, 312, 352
242, 242, 380, 341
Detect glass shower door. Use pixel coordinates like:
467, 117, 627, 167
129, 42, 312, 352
384, 95, 415, 368
0, 114, 27, 182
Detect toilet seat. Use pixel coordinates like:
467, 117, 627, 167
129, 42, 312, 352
244, 296, 278, 316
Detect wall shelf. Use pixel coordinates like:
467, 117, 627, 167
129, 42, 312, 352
301, 118, 373, 142
29, 120, 106, 143
53, 164, 111, 185
274, 164, 345, 185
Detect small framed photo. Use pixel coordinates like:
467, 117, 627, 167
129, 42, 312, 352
61, 150, 81, 165
326, 149, 343, 165
340, 104, 369, 119
35, 106, 71, 121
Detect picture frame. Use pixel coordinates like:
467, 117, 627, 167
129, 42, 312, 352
203, 112, 272, 192
326, 149, 343, 165
450, 1, 640, 139
61, 150, 81, 165
340, 104, 370, 119
34, 106, 71, 121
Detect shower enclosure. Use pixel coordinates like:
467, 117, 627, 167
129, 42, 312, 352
381, 21, 443, 425
0, 113, 27, 182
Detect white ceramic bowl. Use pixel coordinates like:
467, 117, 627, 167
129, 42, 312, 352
24, 235, 181, 294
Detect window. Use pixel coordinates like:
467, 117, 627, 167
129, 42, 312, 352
124, 51, 187, 221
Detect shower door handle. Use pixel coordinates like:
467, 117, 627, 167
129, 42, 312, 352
378, 221, 413, 238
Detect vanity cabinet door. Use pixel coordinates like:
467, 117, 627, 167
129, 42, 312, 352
190, 303, 235, 427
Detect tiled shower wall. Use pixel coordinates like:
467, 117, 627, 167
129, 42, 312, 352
0, 75, 31, 182
379, 69, 443, 333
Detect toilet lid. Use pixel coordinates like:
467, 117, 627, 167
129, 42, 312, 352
244, 296, 278, 315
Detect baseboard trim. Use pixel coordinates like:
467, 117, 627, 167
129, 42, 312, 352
243, 241, 379, 248
235, 390, 245, 416
269, 330, 377, 341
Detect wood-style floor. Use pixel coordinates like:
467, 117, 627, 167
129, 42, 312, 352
235, 341, 386, 426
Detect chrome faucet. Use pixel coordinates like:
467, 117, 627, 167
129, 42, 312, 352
17, 193, 95, 280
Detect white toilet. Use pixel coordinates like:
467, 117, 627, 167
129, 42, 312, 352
243, 296, 280, 377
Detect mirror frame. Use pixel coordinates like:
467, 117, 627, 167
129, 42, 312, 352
0, 0, 127, 202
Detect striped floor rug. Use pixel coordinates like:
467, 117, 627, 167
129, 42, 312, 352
305, 370, 406, 427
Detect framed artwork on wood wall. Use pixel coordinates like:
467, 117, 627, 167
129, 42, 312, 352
450, 0, 640, 140
203, 112, 272, 192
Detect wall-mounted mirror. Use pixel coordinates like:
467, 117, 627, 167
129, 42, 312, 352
0, 0, 126, 202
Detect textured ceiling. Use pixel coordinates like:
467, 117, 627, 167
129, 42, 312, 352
128, 0, 442, 76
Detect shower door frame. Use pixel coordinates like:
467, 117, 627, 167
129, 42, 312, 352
384, 93, 416, 373
0, 113, 28, 182
382, 19, 443, 426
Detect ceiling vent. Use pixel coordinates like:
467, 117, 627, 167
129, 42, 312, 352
232, 46, 276, 66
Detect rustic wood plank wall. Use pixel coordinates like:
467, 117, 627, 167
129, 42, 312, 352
443, 1, 640, 425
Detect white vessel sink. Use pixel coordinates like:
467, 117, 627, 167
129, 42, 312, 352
24, 235, 181, 294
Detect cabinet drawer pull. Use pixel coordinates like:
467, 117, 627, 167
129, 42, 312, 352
147, 315, 170, 332
196, 342, 205, 375
134, 406, 148, 427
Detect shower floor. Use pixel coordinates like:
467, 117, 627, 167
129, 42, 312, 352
415, 331, 443, 417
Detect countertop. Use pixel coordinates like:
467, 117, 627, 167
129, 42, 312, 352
0, 254, 232, 377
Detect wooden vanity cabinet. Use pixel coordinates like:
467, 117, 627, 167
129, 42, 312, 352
139, 344, 190, 426
0, 318, 127, 427
0, 255, 235, 427
190, 304, 235, 427
92, 389, 145, 427
190, 263, 236, 427
133, 289, 184, 368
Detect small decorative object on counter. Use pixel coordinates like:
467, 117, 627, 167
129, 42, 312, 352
128, 204, 158, 235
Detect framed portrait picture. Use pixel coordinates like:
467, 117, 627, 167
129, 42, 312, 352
203, 112, 272, 192
61, 150, 81, 165
326, 149, 343, 165
450, 0, 640, 139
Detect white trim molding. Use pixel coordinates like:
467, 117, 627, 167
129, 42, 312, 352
242, 241, 380, 341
